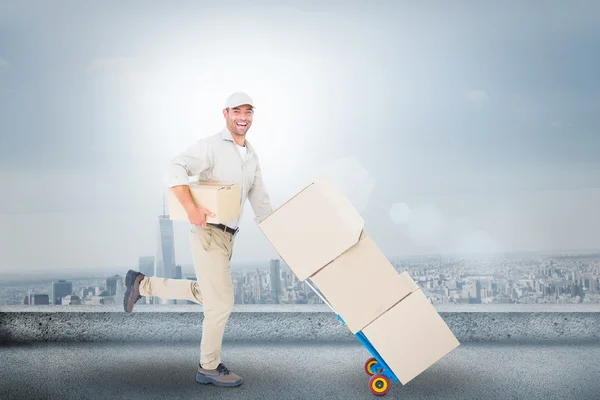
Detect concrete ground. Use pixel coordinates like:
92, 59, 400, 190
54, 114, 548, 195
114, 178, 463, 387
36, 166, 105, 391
1, 342, 599, 399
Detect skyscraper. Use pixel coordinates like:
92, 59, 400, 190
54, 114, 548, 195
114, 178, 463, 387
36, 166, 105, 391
155, 195, 176, 305
52, 280, 72, 305
155, 197, 176, 279
270, 259, 282, 304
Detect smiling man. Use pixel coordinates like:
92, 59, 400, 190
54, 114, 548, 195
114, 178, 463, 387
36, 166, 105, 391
122, 92, 273, 388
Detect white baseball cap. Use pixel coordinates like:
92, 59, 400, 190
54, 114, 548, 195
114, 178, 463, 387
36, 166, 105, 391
224, 92, 255, 109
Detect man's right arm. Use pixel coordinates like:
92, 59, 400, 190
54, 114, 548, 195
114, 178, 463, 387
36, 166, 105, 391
163, 139, 214, 215
169, 185, 198, 215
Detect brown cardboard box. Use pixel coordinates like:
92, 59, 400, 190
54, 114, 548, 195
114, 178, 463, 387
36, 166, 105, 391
167, 181, 241, 223
310, 233, 419, 333
362, 288, 461, 384
258, 175, 364, 282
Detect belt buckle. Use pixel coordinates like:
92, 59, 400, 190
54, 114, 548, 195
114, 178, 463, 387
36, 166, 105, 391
223, 224, 238, 237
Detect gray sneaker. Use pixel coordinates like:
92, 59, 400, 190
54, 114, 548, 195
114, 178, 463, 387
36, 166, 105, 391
196, 363, 243, 387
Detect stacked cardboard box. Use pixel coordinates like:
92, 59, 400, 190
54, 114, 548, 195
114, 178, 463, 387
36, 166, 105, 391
258, 175, 459, 385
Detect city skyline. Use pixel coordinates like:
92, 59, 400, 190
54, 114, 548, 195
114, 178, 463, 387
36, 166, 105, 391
3, 251, 600, 307
3, 247, 600, 282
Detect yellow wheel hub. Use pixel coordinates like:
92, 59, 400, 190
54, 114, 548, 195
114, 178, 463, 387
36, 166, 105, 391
371, 377, 388, 393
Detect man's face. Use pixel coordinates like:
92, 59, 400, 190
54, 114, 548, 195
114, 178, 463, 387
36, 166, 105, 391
224, 104, 254, 136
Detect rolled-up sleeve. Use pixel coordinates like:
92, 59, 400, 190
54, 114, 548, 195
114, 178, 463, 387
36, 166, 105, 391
163, 139, 213, 188
248, 160, 273, 224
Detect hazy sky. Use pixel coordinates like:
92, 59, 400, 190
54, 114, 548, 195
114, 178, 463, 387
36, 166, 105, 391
1, 1, 599, 273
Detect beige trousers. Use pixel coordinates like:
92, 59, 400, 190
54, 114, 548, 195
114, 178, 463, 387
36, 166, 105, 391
138, 224, 235, 370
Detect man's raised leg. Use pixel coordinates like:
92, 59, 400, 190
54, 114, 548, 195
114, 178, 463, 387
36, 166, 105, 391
123, 269, 203, 312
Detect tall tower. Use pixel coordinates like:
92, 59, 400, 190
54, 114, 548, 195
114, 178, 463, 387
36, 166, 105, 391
155, 193, 176, 305
155, 194, 176, 279
270, 259, 282, 304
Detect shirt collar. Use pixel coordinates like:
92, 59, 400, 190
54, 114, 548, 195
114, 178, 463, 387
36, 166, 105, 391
219, 127, 255, 154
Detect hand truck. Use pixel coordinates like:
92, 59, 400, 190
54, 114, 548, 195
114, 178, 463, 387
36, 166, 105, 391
305, 279, 399, 396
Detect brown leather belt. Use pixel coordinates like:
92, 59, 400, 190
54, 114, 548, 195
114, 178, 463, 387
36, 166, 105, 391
208, 223, 239, 236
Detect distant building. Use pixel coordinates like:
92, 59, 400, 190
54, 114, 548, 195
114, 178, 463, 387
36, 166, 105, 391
154, 198, 177, 305
270, 259, 282, 304
235, 279, 245, 304
282, 262, 293, 289
31, 294, 50, 305
87, 290, 115, 305
52, 280, 72, 305
254, 270, 263, 303
81, 287, 95, 300
156, 206, 176, 279
62, 295, 82, 305
105, 275, 121, 296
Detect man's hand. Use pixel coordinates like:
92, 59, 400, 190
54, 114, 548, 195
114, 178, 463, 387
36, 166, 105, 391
187, 205, 215, 228
169, 185, 214, 228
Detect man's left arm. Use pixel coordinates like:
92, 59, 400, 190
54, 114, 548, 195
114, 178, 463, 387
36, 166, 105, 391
248, 160, 274, 224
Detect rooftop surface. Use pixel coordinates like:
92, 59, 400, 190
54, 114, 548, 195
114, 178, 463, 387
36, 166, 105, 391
2, 304, 600, 344
1, 341, 598, 400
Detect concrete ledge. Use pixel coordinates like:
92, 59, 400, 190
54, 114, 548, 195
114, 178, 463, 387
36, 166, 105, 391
1, 304, 600, 344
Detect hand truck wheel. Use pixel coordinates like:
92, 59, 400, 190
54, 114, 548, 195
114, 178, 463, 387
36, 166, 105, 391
369, 373, 390, 396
